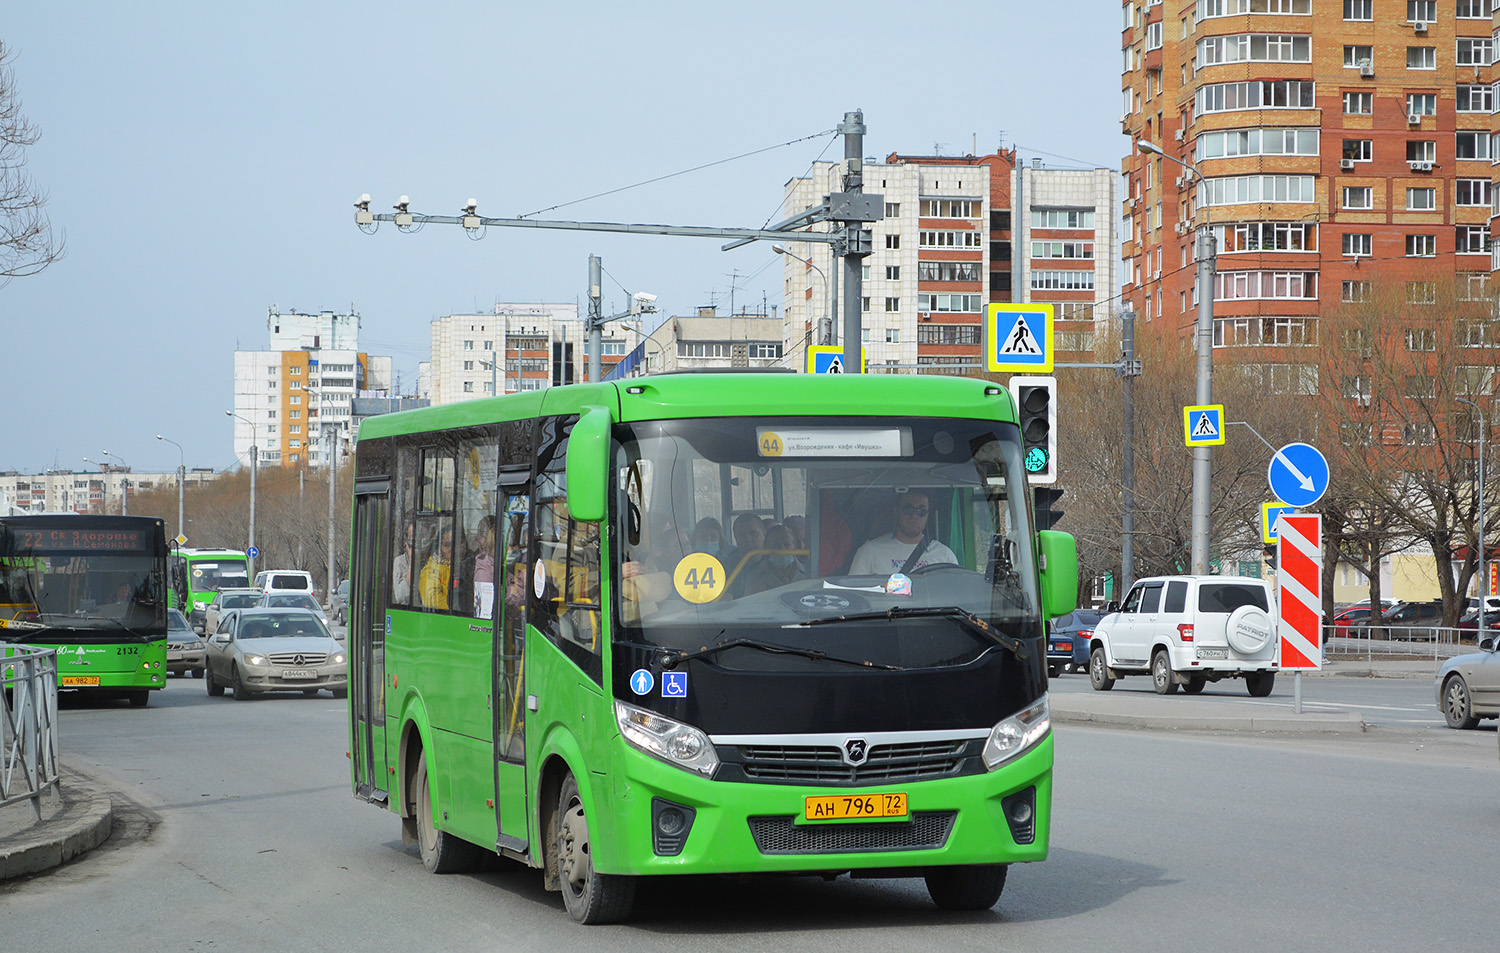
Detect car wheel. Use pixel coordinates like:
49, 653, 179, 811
206, 665, 224, 697
1183, 675, 1207, 694
1151, 651, 1178, 695
413, 749, 482, 874
1442, 674, 1480, 729
1089, 646, 1114, 691
1245, 672, 1275, 697
232, 665, 254, 700
557, 771, 635, 923
127, 690, 150, 708
925, 864, 1008, 911
1047, 664, 1060, 679
332, 687, 348, 700
192, 667, 204, 680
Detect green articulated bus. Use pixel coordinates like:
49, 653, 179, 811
169, 547, 250, 632
0, 514, 169, 706
346, 372, 1077, 923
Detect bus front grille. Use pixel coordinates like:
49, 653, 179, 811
747, 811, 956, 855
734, 740, 968, 784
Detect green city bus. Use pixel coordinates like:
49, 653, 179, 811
169, 547, 250, 632
346, 372, 1076, 923
0, 514, 169, 706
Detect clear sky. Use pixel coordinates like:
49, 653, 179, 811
2, 1, 1124, 475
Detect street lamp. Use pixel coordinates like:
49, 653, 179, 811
156, 434, 186, 541
82, 456, 106, 514
478, 356, 504, 396
773, 243, 833, 348
1139, 138, 1217, 575
584, 255, 658, 385
1457, 396, 1488, 647
101, 450, 131, 515
226, 411, 259, 579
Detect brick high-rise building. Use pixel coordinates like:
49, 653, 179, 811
1121, 0, 1495, 388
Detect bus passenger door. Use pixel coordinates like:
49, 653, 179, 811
493, 474, 531, 853
351, 483, 391, 804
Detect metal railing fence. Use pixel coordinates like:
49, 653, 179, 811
1, 645, 60, 820
1323, 625, 1482, 663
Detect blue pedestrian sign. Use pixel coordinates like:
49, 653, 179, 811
985, 304, 1054, 373
1183, 405, 1225, 447
662, 670, 688, 698
1267, 442, 1329, 508
247, 546, 259, 559
806, 345, 867, 374
1261, 502, 1298, 544
629, 669, 654, 696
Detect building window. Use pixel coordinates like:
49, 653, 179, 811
1213, 316, 1317, 347
1343, 91, 1373, 114
1407, 283, 1438, 306
886, 234, 901, 249
1342, 280, 1372, 303
1458, 0, 1486, 16
1031, 209, 1095, 229
886, 265, 900, 280
1197, 127, 1318, 159
1029, 271, 1097, 291
1457, 85, 1493, 112
1217, 221, 1316, 253
462, 381, 473, 393
1407, 47, 1436, 70
1406, 188, 1437, 211
918, 199, 981, 218
1214, 271, 1318, 301
1457, 131, 1491, 159
463, 360, 473, 370
290, 410, 301, 419
1341, 186, 1374, 209
1405, 373, 1437, 399
918, 230, 984, 248
885, 202, 900, 217
1344, 45, 1373, 67
917, 293, 985, 312
1406, 93, 1437, 116
463, 340, 474, 350
1030, 241, 1095, 260
861, 297, 871, 313
290, 395, 301, 404
1196, 80, 1315, 114
1342, 139, 1372, 161
1344, 0, 1372, 18
1406, 234, 1436, 256
1458, 37, 1494, 67
1406, 140, 1436, 162
917, 324, 982, 346
1342, 233, 1372, 257
885, 328, 900, 344
747, 343, 783, 358
1407, 0, 1436, 21
917, 260, 984, 281
1457, 225, 1492, 254
885, 297, 900, 312
1199, 34, 1311, 68
1200, 174, 1315, 205
290, 366, 301, 375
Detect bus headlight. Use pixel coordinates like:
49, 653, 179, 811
981, 696, 1050, 770
614, 700, 719, 776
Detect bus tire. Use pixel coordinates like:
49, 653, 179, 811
206, 666, 224, 697
232, 666, 254, 700
925, 863, 1008, 910
414, 750, 480, 874
127, 690, 150, 707
556, 771, 635, 924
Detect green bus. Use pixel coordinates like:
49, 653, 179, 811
169, 547, 250, 632
346, 372, 1077, 923
0, 514, 169, 706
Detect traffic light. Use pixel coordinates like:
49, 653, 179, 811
1033, 487, 1065, 530
1009, 375, 1057, 484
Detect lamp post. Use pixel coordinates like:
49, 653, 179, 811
1458, 396, 1488, 647
156, 434, 186, 541
101, 450, 131, 515
583, 256, 658, 384
226, 411, 258, 579
478, 356, 503, 396
81, 457, 105, 514
1139, 138, 1216, 575
773, 243, 832, 348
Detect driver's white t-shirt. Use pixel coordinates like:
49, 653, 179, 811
848, 535, 958, 575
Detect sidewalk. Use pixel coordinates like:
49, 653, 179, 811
0, 762, 113, 881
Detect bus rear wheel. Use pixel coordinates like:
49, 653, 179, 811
127, 690, 150, 707
925, 863, 1008, 910
556, 771, 635, 924
414, 750, 480, 874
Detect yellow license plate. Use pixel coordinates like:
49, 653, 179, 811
61, 676, 101, 686
804, 792, 908, 821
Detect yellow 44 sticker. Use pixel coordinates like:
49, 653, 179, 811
673, 553, 726, 603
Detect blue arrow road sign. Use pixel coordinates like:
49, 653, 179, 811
1267, 442, 1329, 508
247, 546, 260, 559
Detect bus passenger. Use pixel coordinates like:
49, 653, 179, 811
419, 526, 454, 610
739, 523, 806, 594
849, 491, 958, 576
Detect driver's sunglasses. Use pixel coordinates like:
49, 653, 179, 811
898, 505, 929, 516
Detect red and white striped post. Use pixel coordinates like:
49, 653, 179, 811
1277, 513, 1322, 712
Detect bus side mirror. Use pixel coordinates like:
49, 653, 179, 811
565, 405, 613, 523
1037, 530, 1077, 620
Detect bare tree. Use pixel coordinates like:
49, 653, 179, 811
1, 40, 64, 285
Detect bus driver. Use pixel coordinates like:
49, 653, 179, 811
848, 490, 958, 576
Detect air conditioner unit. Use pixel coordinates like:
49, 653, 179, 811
1120, 114, 1130, 125
1413, 160, 1433, 171
1175, 175, 1185, 187
1359, 59, 1374, 77
1174, 128, 1185, 142
1340, 158, 1355, 170
1413, 21, 1428, 33
1408, 112, 1422, 125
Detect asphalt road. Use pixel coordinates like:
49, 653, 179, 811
2, 675, 1498, 952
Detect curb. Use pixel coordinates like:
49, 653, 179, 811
0, 769, 114, 881
1052, 708, 1367, 734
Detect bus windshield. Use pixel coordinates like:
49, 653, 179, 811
612, 416, 1038, 670
192, 560, 250, 592
0, 552, 165, 635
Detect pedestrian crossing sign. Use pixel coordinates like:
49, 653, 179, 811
1183, 405, 1226, 446
806, 345, 867, 374
985, 304, 1053, 373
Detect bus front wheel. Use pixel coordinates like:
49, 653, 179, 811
925, 863, 1008, 910
556, 772, 635, 924
127, 690, 149, 708
414, 750, 480, 874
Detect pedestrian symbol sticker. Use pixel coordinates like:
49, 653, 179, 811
827, 357, 843, 373
984, 304, 1053, 372
662, 671, 687, 698
806, 345, 867, 374
1183, 405, 1226, 447
630, 669, 654, 696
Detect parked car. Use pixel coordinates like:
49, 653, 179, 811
1458, 609, 1500, 638
203, 588, 263, 637
252, 570, 317, 600
1087, 575, 1279, 697
204, 607, 347, 700
1330, 605, 1379, 632
1436, 635, 1500, 729
1374, 601, 1445, 641
164, 607, 206, 679
1046, 609, 1105, 677
326, 579, 350, 626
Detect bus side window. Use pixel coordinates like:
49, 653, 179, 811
530, 415, 602, 684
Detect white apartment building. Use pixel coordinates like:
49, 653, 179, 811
612, 307, 783, 377
232, 308, 394, 469
0, 467, 220, 515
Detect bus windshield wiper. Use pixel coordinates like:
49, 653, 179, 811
661, 638, 902, 671
786, 606, 1031, 661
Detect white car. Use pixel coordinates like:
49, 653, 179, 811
1087, 575, 1279, 697
253, 570, 317, 600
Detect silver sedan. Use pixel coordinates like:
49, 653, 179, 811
1436, 635, 1500, 729
205, 607, 348, 700
165, 608, 206, 679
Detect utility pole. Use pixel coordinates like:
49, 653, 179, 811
587, 255, 603, 384
327, 426, 338, 597
1120, 309, 1138, 592
1191, 225, 1217, 575
837, 110, 869, 374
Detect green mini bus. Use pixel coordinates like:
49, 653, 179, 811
346, 372, 1076, 923
0, 514, 169, 706
169, 547, 250, 632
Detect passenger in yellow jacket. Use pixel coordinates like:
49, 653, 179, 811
419, 526, 454, 610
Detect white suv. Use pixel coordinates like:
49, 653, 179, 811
1087, 575, 1279, 697
253, 570, 316, 599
